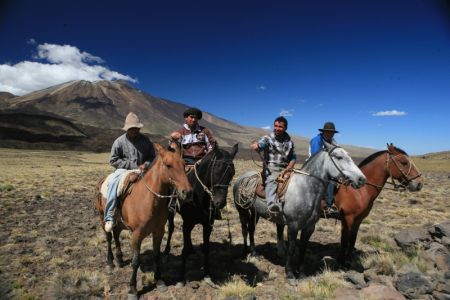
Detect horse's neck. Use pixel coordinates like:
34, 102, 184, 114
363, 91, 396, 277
142, 158, 169, 195
361, 154, 390, 189
303, 153, 329, 182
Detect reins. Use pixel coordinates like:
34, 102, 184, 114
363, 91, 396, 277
365, 151, 422, 192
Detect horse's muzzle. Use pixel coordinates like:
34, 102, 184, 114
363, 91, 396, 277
408, 181, 423, 192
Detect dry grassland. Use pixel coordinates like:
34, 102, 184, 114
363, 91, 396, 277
0, 148, 448, 299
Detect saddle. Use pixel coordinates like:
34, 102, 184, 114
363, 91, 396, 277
100, 170, 141, 202
255, 168, 294, 202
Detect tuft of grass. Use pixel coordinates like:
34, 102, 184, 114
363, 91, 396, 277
46, 270, 107, 299
0, 183, 15, 191
296, 268, 351, 299
359, 234, 395, 252
218, 275, 256, 300
361, 253, 395, 275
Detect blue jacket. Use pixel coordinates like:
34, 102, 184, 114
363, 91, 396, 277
309, 133, 337, 157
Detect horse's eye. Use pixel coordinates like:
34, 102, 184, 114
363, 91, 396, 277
401, 161, 408, 166
334, 156, 343, 160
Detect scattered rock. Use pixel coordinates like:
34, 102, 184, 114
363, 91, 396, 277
425, 242, 450, 271
396, 272, 433, 299
408, 198, 421, 205
431, 222, 450, 239
432, 291, 450, 300
345, 271, 367, 289
334, 287, 360, 300
360, 284, 406, 300
394, 228, 430, 249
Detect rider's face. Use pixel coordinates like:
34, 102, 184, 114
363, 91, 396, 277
127, 127, 140, 139
323, 131, 335, 141
273, 121, 286, 136
185, 115, 198, 128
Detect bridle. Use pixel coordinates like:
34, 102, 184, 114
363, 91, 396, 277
366, 151, 422, 192
193, 150, 235, 222
385, 152, 421, 191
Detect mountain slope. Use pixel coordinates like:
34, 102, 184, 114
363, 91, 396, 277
0, 80, 375, 158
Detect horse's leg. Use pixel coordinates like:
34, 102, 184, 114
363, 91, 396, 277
296, 224, 315, 277
238, 208, 249, 257
153, 226, 168, 292
285, 224, 299, 280
276, 223, 286, 258
163, 209, 175, 255
348, 219, 363, 259
338, 216, 353, 266
248, 211, 259, 256
112, 227, 124, 267
128, 231, 143, 298
202, 223, 213, 281
105, 230, 114, 269
177, 222, 195, 286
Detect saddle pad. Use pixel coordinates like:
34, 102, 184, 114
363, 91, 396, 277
100, 169, 141, 198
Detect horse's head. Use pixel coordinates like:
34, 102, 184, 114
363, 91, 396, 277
155, 142, 192, 201
323, 141, 366, 188
386, 143, 423, 192
198, 143, 238, 209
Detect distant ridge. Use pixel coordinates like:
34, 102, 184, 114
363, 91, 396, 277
0, 80, 375, 158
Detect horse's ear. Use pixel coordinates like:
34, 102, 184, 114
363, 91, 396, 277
155, 143, 166, 157
387, 143, 394, 153
230, 143, 239, 158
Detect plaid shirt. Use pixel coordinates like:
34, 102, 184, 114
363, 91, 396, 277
257, 132, 296, 171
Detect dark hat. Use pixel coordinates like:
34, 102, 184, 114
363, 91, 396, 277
319, 122, 339, 133
183, 107, 202, 120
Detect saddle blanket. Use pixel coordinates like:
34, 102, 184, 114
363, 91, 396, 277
100, 169, 141, 199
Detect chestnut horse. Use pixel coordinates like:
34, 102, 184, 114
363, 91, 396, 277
94, 142, 192, 298
336, 143, 423, 265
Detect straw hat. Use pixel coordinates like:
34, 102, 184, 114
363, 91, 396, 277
319, 122, 339, 133
122, 112, 144, 131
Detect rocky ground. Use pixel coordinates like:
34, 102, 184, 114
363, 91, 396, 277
0, 149, 449, 299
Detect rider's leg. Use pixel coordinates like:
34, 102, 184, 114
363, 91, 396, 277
104, 169, 127, 231
265, 170, 281, 212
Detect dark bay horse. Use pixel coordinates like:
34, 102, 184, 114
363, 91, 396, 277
336, 143, 423, 265
233, 142, 366, 281
94, 142, 192, 299
163, 144, 238, 286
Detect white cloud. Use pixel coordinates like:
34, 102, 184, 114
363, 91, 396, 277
257, 85, 266, 90
372, 110, 406, 116
0, 42, 137, 95
261, 126, 271, 130
279, 108, 294, 117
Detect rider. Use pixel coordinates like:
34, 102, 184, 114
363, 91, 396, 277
309, 121, 339, 215
104, 112, 156, 232
169, 107, 221, 218
251, 116, 296, 213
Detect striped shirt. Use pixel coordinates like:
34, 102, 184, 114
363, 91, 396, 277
257, 132, 296, 171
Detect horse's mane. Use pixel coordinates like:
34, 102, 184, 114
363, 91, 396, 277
358, 147, 408, 168
301, 150, 323, 170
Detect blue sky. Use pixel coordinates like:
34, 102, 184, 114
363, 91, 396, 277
1, 0, 449, 155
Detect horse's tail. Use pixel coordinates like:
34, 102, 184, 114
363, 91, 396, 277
233, 171, 259, 211
93, 176, 107, 215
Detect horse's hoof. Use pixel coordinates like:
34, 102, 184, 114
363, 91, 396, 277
156, 280, 168, 292
175, 281, 185, 288
203, 276, 218, 289
127, 293, 139, 300
106, 264, 114, 274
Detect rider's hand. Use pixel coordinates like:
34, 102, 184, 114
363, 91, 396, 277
250, 141, 259, 151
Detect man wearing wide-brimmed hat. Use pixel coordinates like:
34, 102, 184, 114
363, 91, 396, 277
104, 112, 156, 232
308, 121, 339, 216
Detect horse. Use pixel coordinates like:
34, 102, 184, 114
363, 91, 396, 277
335, 143, 423, 265
94, 142, 192, 299
233, 141, 366, 280
163, 144, 238, 286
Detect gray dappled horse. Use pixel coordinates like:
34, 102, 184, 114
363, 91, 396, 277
233, 141, 366, 280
